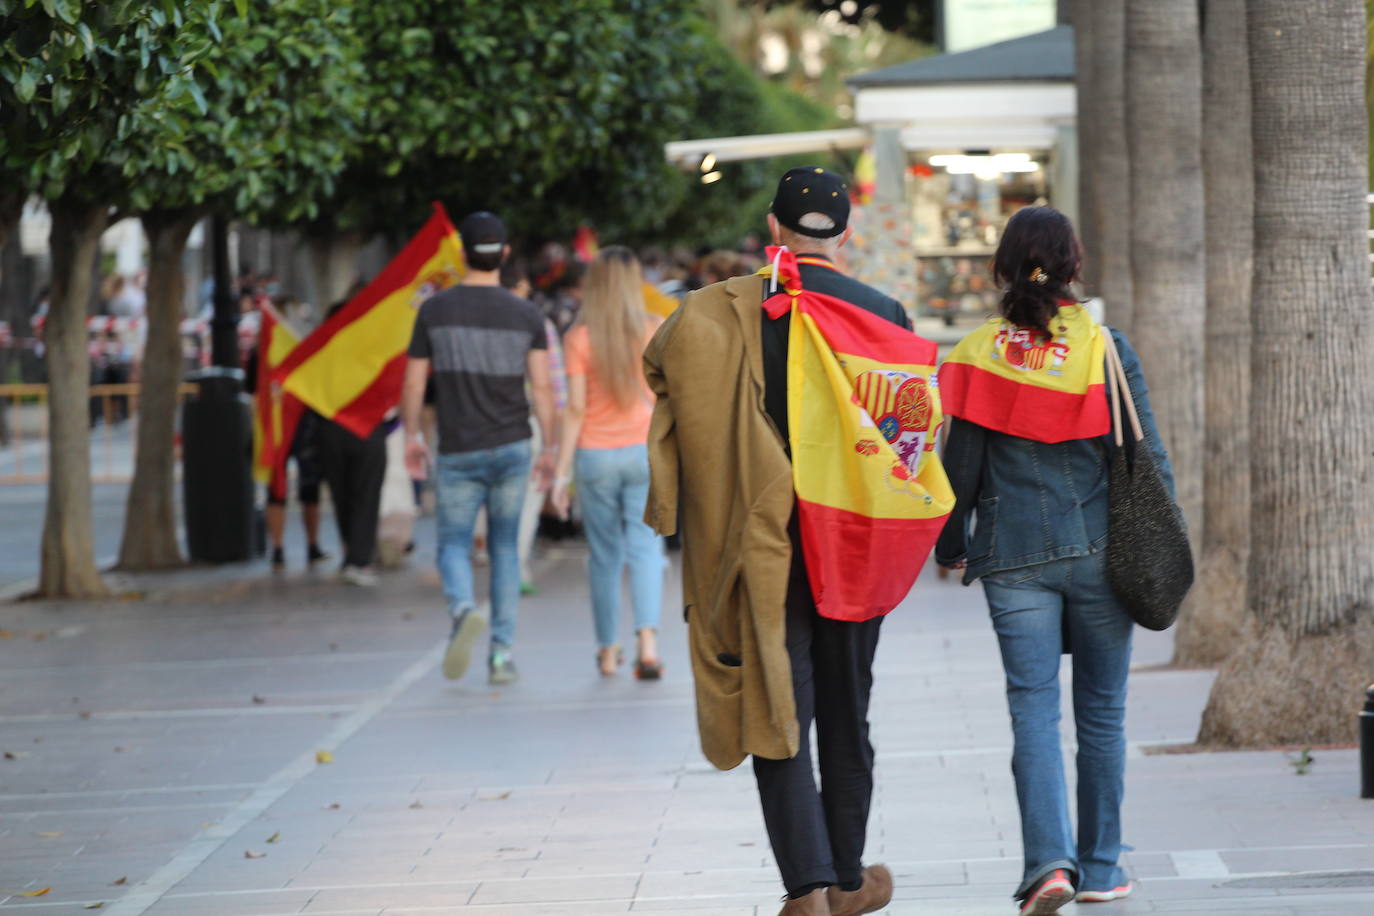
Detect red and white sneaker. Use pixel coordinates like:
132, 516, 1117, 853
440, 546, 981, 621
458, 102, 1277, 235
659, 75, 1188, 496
1018, 869, 1076, 915
1076, 882, 1133, 903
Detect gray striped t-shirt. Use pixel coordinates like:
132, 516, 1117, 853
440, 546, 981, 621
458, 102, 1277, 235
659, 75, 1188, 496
407, 285, 547, 455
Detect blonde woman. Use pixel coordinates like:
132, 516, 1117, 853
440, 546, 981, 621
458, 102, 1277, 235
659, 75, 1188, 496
551, 247, 665, 678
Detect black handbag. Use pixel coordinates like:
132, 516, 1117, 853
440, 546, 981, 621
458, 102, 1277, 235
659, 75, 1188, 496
1102, 331, 1193, 630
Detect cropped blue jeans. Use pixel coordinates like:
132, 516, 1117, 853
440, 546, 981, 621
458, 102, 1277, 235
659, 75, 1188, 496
573, 444, 664, 648
981, 550, 1133, 898
435, 440, 531, 648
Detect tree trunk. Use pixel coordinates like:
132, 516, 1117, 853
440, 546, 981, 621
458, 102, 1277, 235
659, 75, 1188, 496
1073, 0, 1133, 331
307, 231, 363, 311
1171, 0, 1254, 668
1124, 0, 1205, 541
39, 196, 111, 599
116, 210, 197, 571
1198, 0, 1374, 747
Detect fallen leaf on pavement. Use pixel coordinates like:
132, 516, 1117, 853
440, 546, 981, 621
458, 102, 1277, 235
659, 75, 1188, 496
265, 831, 281, 844
0, 629, 15, 638
251, 695, 267, 705
479, 791, 511, 801
243, 850, 266, 859
315, 751, 333, 764
79, 711, 92, 719
326, 802, 341, 809
4, 751, 29, 760
35, 832, 63, 838
32, 632, 47, 641
113, 747, 125, 753
111, 878, 127, 886
0, 888, 52, 898
84, 903, 104, 910
409, 801, 423, 809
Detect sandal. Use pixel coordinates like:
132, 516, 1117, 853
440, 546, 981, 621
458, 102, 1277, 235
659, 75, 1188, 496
634, 658, 663, 680
596, 645, 623, 677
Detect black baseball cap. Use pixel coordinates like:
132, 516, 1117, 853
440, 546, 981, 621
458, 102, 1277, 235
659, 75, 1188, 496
458, 211, 507, 257
770, 166, 850, 238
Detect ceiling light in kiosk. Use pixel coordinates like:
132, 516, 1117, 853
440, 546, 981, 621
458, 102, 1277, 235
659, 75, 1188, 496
701, 170, 724, 184
700, 153, 717, 173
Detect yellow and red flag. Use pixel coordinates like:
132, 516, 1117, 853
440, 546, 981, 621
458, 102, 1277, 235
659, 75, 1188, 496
252, 305, 304, 492
938, 305, 1109, 443
764, 247, 954, 622
273, 203, 465, 437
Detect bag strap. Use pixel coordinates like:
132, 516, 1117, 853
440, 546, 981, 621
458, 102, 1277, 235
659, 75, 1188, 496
1102, 328, 1144, 445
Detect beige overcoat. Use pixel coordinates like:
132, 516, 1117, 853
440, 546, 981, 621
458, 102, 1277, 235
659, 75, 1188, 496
642, 275, 799, 771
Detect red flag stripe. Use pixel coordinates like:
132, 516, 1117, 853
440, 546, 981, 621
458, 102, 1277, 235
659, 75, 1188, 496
938, 361, 1110, 443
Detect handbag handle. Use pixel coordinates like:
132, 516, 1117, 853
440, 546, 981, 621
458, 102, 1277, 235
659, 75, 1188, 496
1102, 328, 1144, 447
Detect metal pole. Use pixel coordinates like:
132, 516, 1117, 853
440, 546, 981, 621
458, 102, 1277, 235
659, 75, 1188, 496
1361, 685, 1374, 799
209, 213, 237, 370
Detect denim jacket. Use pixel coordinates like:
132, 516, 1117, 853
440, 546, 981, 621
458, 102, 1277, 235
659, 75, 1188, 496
934, 328, 1175, 583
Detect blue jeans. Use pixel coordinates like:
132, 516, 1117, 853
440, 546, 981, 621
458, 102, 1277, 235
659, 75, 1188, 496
574, 444, 663, 648
981, 550, 1133, 897
435, 440, 531, 648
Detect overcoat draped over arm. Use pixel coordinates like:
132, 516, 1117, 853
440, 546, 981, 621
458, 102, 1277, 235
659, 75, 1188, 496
642, 275, 799, 770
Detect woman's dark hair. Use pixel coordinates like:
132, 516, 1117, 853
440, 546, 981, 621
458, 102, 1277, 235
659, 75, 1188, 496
992, 206, 1082, 335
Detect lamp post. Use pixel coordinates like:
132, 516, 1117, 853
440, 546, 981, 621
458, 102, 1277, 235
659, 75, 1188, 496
1361, 685, 1374, 799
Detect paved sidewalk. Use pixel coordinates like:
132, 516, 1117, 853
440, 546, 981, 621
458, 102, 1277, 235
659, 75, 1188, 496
0, 541, 1370, 916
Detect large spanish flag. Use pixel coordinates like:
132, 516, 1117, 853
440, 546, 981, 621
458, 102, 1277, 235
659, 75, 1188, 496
252, 305, 303, 489
765, 248, 954, 622
273, 203, 465, 437
938, 304, 1109, 443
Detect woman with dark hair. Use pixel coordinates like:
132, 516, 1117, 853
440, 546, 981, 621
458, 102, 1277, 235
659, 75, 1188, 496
935, 206, 1174, 915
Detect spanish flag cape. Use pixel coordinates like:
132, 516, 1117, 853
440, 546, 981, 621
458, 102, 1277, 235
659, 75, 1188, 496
763, 247, 955, 622
273, 203, 465, 438
252, 305, 304, 493
938, 304, 1110, 443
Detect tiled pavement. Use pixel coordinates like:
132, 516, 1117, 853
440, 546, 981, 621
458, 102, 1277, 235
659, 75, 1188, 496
0, 540, 1370, 916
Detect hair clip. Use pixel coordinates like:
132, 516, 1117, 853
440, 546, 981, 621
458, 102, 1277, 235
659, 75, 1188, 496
1029, 267, 1049, 285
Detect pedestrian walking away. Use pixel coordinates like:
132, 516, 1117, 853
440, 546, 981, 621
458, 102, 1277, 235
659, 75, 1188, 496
402, 210, 557, 686
550, 246, 666, 680
935, 206, 1175, 915
644, 167, 919, 916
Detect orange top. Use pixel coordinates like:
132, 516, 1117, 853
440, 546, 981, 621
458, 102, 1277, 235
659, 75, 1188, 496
564, 320, 661, 449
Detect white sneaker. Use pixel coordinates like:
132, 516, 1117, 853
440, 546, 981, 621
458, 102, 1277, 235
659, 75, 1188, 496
340, 565, 378, 587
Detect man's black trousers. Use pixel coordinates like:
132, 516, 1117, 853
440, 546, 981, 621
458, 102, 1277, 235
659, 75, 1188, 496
753, 545, 883, 895
318, 421, 387, 568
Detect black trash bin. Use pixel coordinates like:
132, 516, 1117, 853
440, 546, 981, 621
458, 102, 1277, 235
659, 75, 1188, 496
182, 368, 254, 563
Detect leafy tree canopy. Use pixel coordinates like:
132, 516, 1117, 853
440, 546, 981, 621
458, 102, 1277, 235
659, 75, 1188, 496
0, 0, 224, 206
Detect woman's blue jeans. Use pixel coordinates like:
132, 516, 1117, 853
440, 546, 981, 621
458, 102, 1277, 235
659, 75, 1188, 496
573, 444, 664, 648
435, 440, 531, 648
981, 550, 1133, 897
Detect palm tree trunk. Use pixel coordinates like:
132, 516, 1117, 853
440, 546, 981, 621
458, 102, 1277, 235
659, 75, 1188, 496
1124, 0, 1205, 542
39, 195, 111, 599
1073, 0, 1133, 331
1198, 0, 1374, 746
1171, 0, 1254, 667
117, 209, 197, 570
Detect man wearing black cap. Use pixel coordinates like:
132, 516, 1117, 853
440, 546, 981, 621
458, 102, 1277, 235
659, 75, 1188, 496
402, 211, 557, 686
643, 168, 907, 916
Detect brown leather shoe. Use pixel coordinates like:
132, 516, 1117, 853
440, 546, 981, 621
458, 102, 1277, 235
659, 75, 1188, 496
827, 864, 894, 916
779, 888, 831, 915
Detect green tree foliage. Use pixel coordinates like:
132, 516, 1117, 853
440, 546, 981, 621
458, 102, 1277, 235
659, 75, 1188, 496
121, 0, 365, 223
296, 0, 766, 246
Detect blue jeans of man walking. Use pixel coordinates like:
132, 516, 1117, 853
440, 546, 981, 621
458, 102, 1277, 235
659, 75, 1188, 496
435, 440, 531, 648
573, 444, 663, 647
981, 550, 1133, 897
